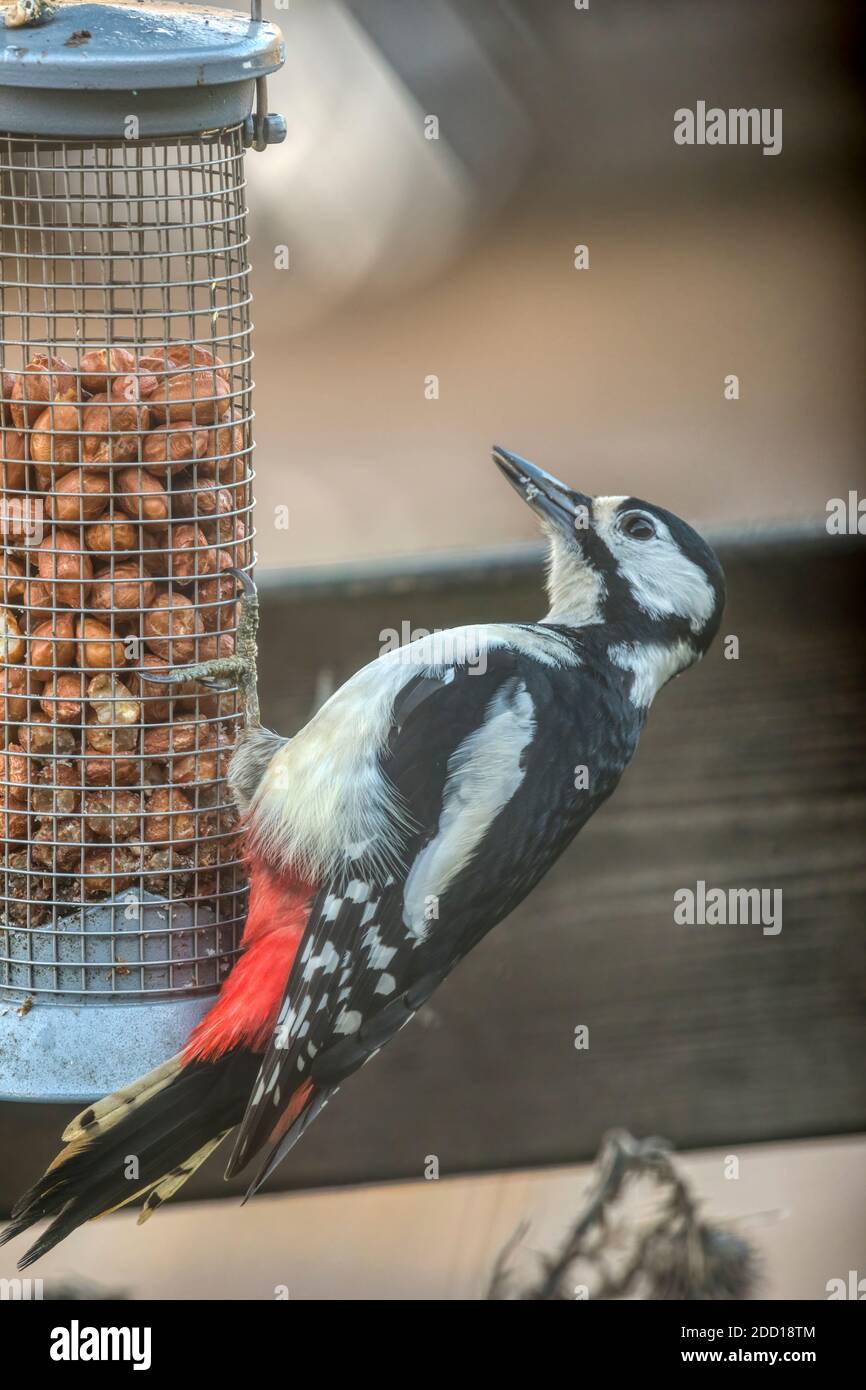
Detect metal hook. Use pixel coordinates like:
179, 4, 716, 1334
243, 74, 286, 151
245, 0, 286, 150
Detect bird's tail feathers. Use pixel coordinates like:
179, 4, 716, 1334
59, 1053, 181, 1146
1, 1051, 258, 1269
238, 1081, 334, 1203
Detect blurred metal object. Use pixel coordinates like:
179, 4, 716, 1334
0, 3, 285, 1101
344, 0, 534, 192
243, 0, 531, 319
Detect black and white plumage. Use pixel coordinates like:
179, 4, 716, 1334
4, 446, 725, 1261
226, 447, 725, 1191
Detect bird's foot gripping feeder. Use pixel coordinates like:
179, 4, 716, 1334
0, 2, 284, 1101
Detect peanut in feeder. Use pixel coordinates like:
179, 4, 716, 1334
0, 1, 284, 1101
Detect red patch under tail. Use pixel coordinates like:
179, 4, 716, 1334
184, 859, 315, 1063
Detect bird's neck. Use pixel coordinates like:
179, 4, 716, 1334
604, 635, 697, 709
536, 612, 697, 712
542, 537, 607, 627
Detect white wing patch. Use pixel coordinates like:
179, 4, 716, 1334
245, 625, 569, 884
402, 680, 536, 940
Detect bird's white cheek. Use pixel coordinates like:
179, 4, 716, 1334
594, 509, 715, 632
618, 545, 716, 632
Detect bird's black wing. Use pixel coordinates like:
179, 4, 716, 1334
226, 647, 554, 1190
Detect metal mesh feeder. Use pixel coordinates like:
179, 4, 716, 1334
0, 2, 284, 1100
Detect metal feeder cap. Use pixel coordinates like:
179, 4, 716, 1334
0, 1, 286, 140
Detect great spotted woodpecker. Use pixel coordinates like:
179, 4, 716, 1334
3, 447, 724, 1266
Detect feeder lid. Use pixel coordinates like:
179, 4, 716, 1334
0, 1, 285, 139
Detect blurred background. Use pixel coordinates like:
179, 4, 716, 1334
246, 0, 865, 571
2, 0, 864, 1300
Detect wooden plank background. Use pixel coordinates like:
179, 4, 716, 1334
1, 530, 864, 1213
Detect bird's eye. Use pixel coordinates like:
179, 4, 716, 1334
619, 513, 656, 541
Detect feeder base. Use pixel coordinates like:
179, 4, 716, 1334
0, 996, 212, 1104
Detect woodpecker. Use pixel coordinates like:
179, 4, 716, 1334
3, 447, 724, 1267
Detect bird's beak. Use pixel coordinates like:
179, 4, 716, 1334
493, 446, 591, 535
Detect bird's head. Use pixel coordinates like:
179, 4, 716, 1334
494, 445, 725, 694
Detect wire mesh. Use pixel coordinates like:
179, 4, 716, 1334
0, 129, 254, 1003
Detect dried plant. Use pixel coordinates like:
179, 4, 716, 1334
488, 1130, 760, 1301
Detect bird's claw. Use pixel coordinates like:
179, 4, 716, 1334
143, 567, 260, 724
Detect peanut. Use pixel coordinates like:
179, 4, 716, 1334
30, 402, 81, 467
79, 844, 140, 894
146, 369, 230, 426
115, 466, 169, 524
0, 607, 24, 663
144, 786, 195, 844
0, 370, 16, 427
32, 760, 80, 817
172, 731, 231, 785
37, 529, 93, 605
78, 346, 136, 393
0, 429, 26, 491
0, 552, 25, 604
138, 344, 229, 384
166, 524, 216, 586
85, 714, 139, 755
28, 613, 76, 670
0, 792, 29, 841
0, 740, 30, 798
140, 845, 194, 897
84, 755, 138, 787
81, 392, 149, 465
1, 667, 31, 726
17, 713, 76, 757
76, 616, 127, 670
203, 411, 246, 484
32, 817, 83, 872
84, 789, 142, 840
89, 562, 156, 615
199, 564, 239, 631
85, 515, 138, 555
142, 421, 208, 476
9, 353, 75, 430
40, 673, 84, 723
143, 593, 201, 663
87, 672, 140, 726
142, 715, 211, 758
49, 468, 110, 523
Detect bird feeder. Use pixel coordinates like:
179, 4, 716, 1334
0, 2, 285, 1100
